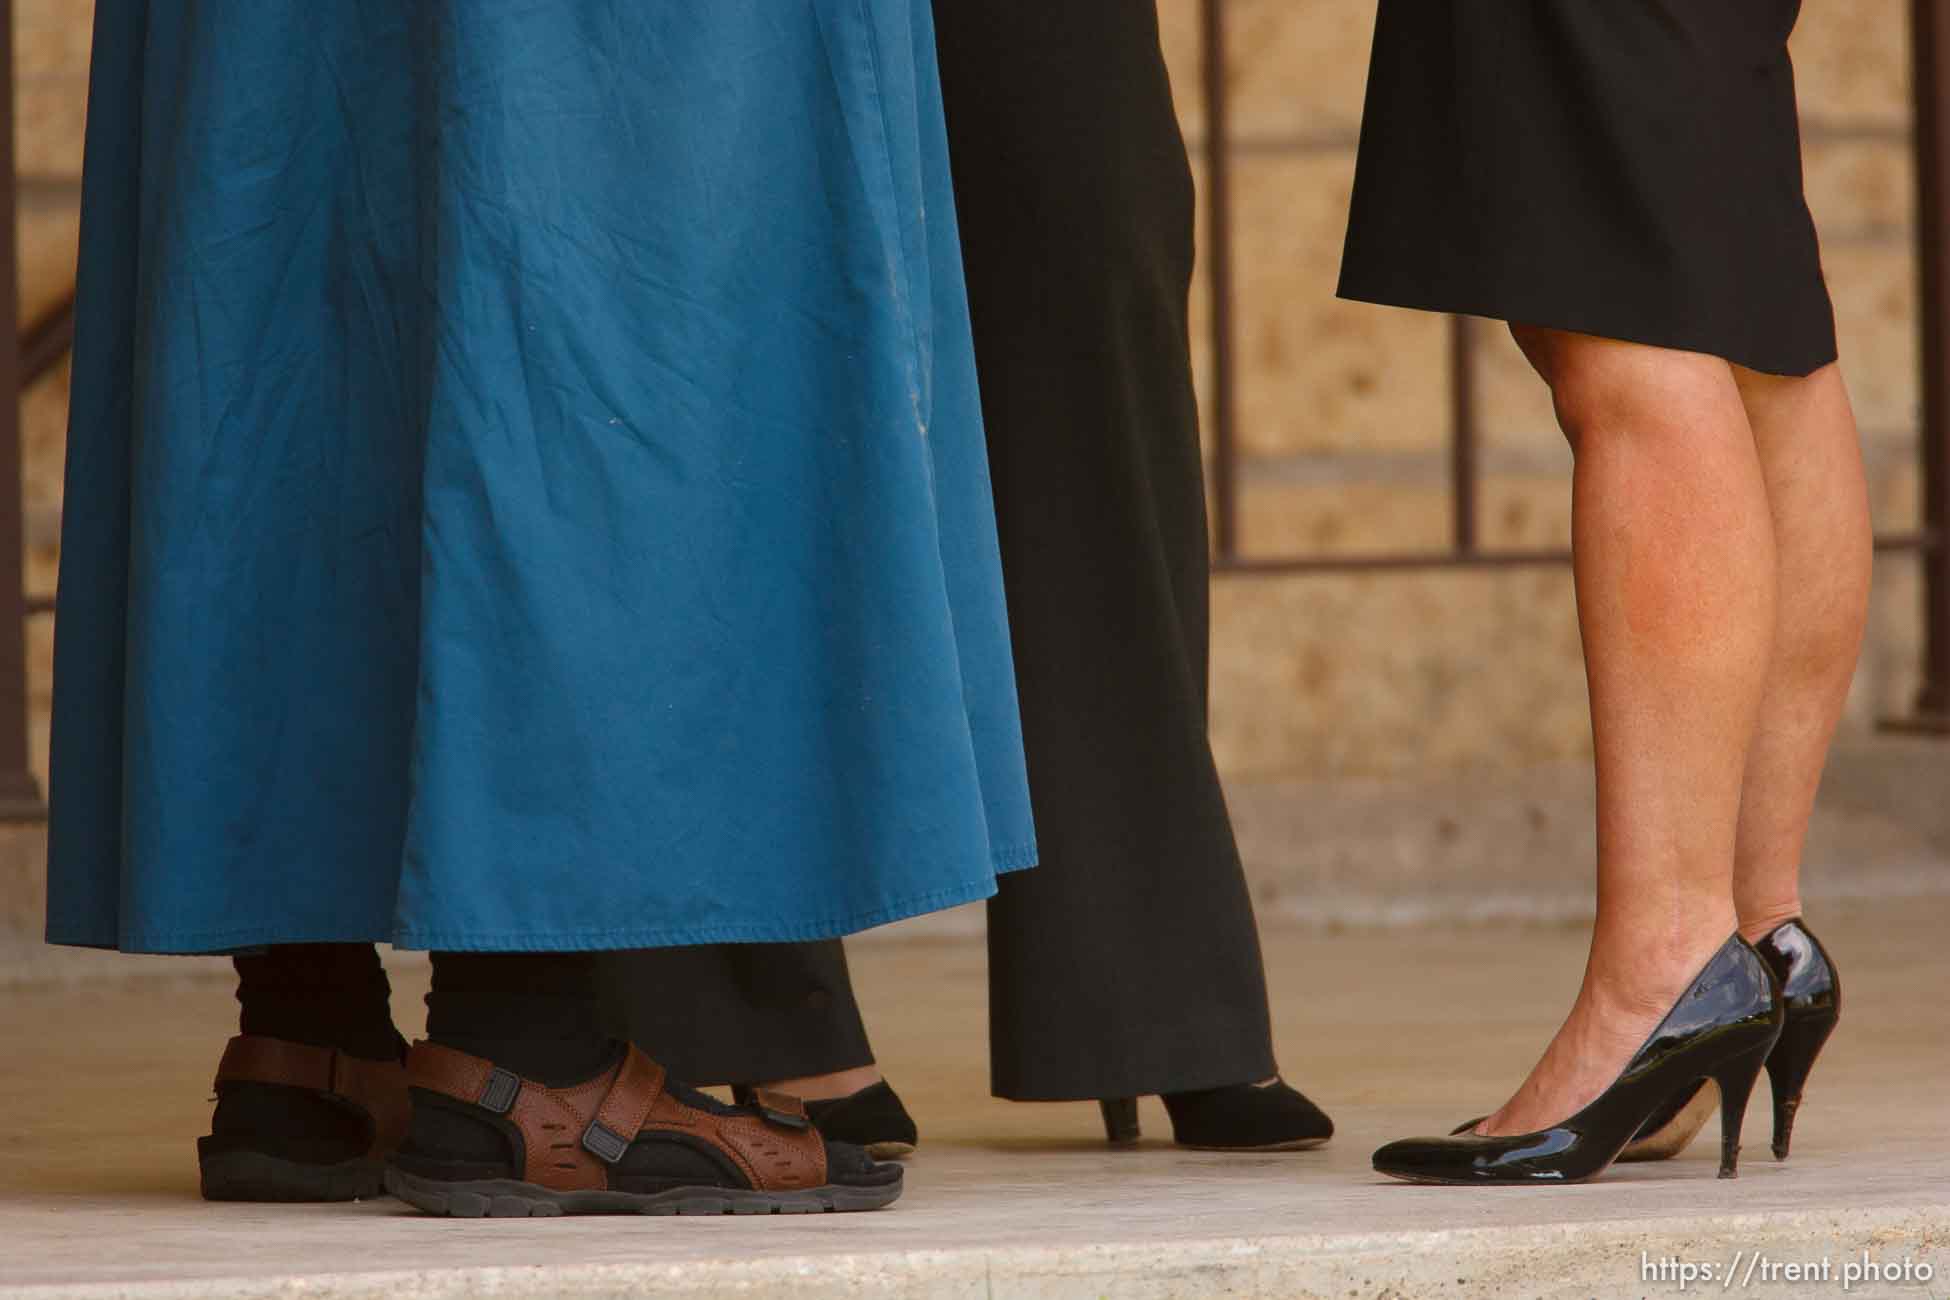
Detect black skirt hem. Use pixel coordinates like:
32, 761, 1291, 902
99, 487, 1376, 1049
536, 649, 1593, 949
1335, 278, 1837, 380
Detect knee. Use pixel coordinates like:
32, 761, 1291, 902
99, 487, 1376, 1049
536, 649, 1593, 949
1509, 324, 1606, 452
1508, 325, 1733, 455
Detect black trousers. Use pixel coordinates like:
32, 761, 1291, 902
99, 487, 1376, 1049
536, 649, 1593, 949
598, 0, 1277, 1102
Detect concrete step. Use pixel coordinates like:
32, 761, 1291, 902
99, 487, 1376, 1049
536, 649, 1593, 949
4, 1200, 1943, 1299
3, 902, 1945, 1299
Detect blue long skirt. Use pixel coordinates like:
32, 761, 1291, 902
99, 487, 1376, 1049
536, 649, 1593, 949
44, 0, 1037, 954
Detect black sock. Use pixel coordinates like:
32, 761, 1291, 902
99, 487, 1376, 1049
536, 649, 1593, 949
232, 942, 405, 1061
212, 943, 403, 1163
426, 952, 614, 1087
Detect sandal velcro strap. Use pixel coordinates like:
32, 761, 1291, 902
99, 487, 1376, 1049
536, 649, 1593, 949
581, 1047, 667, 1165
213, 1034, 403, 1110
215, 1035, 340, 1093
748, 1088, 813, 1132
215, 1035, 410, 1157
402, 1041, 826, 1193
478, 1068, 522, 1115
404, 1040, 509, 1109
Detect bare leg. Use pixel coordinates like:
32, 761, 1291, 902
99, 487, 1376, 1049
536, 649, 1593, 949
1479, 329, 1776, 1137
1728, 364, 1872, 940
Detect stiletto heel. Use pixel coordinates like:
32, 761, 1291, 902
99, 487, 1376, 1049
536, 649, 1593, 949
1709, 1039, 1774, 1179
1763, 1004, 1838, 1159
1374, 934, 1785, 1185
1756, 920, 1840, 1160
1100, 1098, 1141, 1145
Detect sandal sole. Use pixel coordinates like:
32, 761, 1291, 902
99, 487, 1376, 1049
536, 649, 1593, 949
200, 1150, 388, 1203
383, 1167, 902, 1217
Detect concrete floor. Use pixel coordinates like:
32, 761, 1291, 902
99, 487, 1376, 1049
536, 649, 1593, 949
3, 902, 1946, 1299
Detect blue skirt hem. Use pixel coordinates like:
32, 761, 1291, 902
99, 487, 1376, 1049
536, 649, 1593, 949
44, 841, 1039, 956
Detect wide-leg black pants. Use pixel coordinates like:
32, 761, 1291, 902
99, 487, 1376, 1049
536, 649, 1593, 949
598, 0, 1277, 1101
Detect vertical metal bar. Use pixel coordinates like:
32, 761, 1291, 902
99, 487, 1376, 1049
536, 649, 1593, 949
1909, 0, 1950, 726
1202, 0, 1240, 561
1449, 316, 1478, 556
0, 0, 43, 817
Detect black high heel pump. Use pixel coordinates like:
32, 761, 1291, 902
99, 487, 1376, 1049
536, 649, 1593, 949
1606, 918, 1839, 1164
1099, 1079, 1334, 1151
1376, 933, 1784, 1185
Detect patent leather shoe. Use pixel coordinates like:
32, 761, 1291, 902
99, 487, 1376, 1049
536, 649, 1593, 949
1376, 934, 1784, 1185
1611, 918, 1839, 1163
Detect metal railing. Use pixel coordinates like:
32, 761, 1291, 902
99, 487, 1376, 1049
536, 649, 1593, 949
0, 0, 1946, 824
0, 2, 41, 820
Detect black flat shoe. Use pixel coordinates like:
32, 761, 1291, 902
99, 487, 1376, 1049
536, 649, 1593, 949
735, 1080, 919, 1160
1097, 1080, 1334, 1151
1611, 917, 1841, 1163
1376, 933, 1784, 1185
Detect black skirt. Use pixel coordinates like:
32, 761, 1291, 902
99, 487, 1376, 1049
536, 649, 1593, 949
1338, 0, 1837, 377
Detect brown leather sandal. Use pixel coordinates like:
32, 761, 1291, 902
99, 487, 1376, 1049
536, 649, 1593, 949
384, 1042, 903, 1216
197, 1035, 409, 1202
